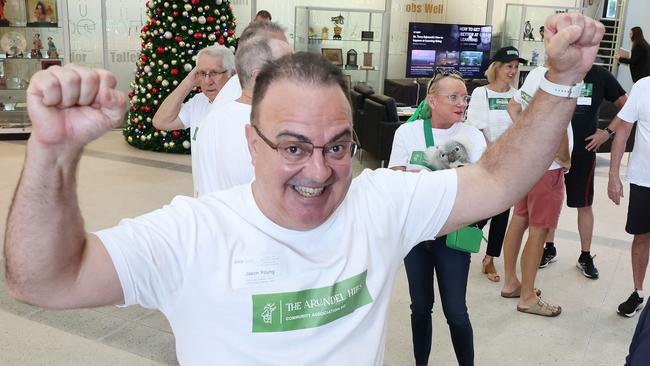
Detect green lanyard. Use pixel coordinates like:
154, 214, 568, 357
423, 118, 434, 148
407, 100, 430, 123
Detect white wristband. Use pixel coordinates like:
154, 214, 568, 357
539, 71, 584, 98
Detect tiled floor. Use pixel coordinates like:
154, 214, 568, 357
0, 130, 643, 365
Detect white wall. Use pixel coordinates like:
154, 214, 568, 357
617, 0, 650, 91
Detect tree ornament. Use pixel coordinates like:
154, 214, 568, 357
198, 16, 206, 24
184, 63, 193, 71
183, 140, 191, 149
172, 130, 181, 138
164, 31, 173, 39
184, 4, 192, 11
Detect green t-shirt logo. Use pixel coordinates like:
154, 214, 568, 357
487, 97, 509, 110
580, 83, 593, 97
409, 151, 435, 171
252, 271, 373, 332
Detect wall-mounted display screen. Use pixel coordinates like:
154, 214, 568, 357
406, 22, 492, 79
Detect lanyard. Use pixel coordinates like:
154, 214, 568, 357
422, 118, 435, 148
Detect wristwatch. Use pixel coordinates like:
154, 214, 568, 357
539, 71, 584, 98
604, 127, 615, 137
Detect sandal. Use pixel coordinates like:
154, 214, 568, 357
517, 298, 562, 317
482, 257, 500, 282
501, 287, 542, 298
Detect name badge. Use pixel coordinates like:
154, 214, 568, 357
232, 254, 284, 289
577, 97, 592, 106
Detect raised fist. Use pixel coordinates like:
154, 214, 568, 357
27, 64, 127, 150
544, 13, 605, 84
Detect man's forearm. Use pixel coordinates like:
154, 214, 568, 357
480, 90, 576, 207
4, 141, 87, 304
152, 81, 193, 130
609, 123, 633, 178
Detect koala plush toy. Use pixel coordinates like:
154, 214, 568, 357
424, 139, 471, 171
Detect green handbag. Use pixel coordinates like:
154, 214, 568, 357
445, 226, 486, 253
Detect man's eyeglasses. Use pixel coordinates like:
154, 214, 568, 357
196, 70, 228, 79
252, 124, 358, 165
436, 94, 471, 105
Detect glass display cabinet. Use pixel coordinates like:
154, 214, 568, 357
0, 0, 69, 136
502, 4, 581, 85
294, 5, 389, 93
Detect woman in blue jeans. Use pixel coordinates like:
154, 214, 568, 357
388, 69, 486, 366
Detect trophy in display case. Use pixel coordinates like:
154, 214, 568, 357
523, 20, 535, 41
346, 49, 357, 69
47, 36, 58, 58
361, 52, 373, 69
321, 26, 329, 40
331, 14, 344, 40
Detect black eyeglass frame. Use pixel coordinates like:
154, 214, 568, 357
252, 124, 359, 164
195, 69, 229, 79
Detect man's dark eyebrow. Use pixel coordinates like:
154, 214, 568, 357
276, 129, 352, 143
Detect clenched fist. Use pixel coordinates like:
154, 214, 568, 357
544, 13, 605, 85
27, 64, 127, 150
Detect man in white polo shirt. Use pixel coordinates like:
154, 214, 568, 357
608, 76, 650, 318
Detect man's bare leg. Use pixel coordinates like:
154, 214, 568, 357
502, 214, 528, 294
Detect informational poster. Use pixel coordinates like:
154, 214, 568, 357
405, 22, 492, 79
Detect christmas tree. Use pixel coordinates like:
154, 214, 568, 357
123, 0, 237, 154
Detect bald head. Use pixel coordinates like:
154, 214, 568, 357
235, 36, 292, 91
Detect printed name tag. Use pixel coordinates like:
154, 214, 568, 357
232, 255, 283, 289
577, 97, 592, 106
251, 271, 373, 332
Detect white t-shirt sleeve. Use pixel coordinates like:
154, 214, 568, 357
464, 126, 488, 162
95, 196, 197, 310
178, 99, 194, 129
617, 82, 640, 124
466, 87, 488, 131
387, 122, 414, 168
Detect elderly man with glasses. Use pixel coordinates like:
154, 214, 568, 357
152, 44, 235, 196
6, 13, 603, 365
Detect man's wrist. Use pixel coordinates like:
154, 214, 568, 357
540, 71, 584, 98
604, 127, 615, 137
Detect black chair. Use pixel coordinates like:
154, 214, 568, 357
361, 94, 402, 166
351, 84, 374, 148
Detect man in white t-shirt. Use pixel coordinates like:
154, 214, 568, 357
152, 45, 236, 196
501, 64, 573, 317
195, 36, 292, 196
608, 76, 650, 318
5, 14, 603, 365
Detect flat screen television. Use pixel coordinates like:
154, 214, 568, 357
406, 22, 492, 79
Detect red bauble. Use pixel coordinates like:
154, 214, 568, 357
193, 32, 202, 39
150, 19, 157, 26
156, 7, 161, 14
144, 106, 152, 113
156, 46, 165, 54
128, 91, 134, 98
140, 54, 148, 62
206, 16, 215, 23
137, 124, 142, 129
175, 36, 182, 42
131, 106, 137, 112
173, 10, 179, 17
227, 29, 234, 36
142, 24, 149, 32
152, 87, 159, 94
170, 69, 179, 76
191, 0, 199, 4
218, 36, 224, 45
172, 130, 181, 138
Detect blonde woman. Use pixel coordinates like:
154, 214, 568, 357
466, 46, 526, 282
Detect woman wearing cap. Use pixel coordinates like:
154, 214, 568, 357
466, 46, 526, 282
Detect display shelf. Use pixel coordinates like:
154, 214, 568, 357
0, 0, 67, 137
294, 6, 389, 93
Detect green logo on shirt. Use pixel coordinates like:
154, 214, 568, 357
409, 151, 435, 170
580, 83, 593, 97
252, 271, 373, 332
192, 127, 199, 141
487, 97, 509, 110
520, 91, 532, 105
